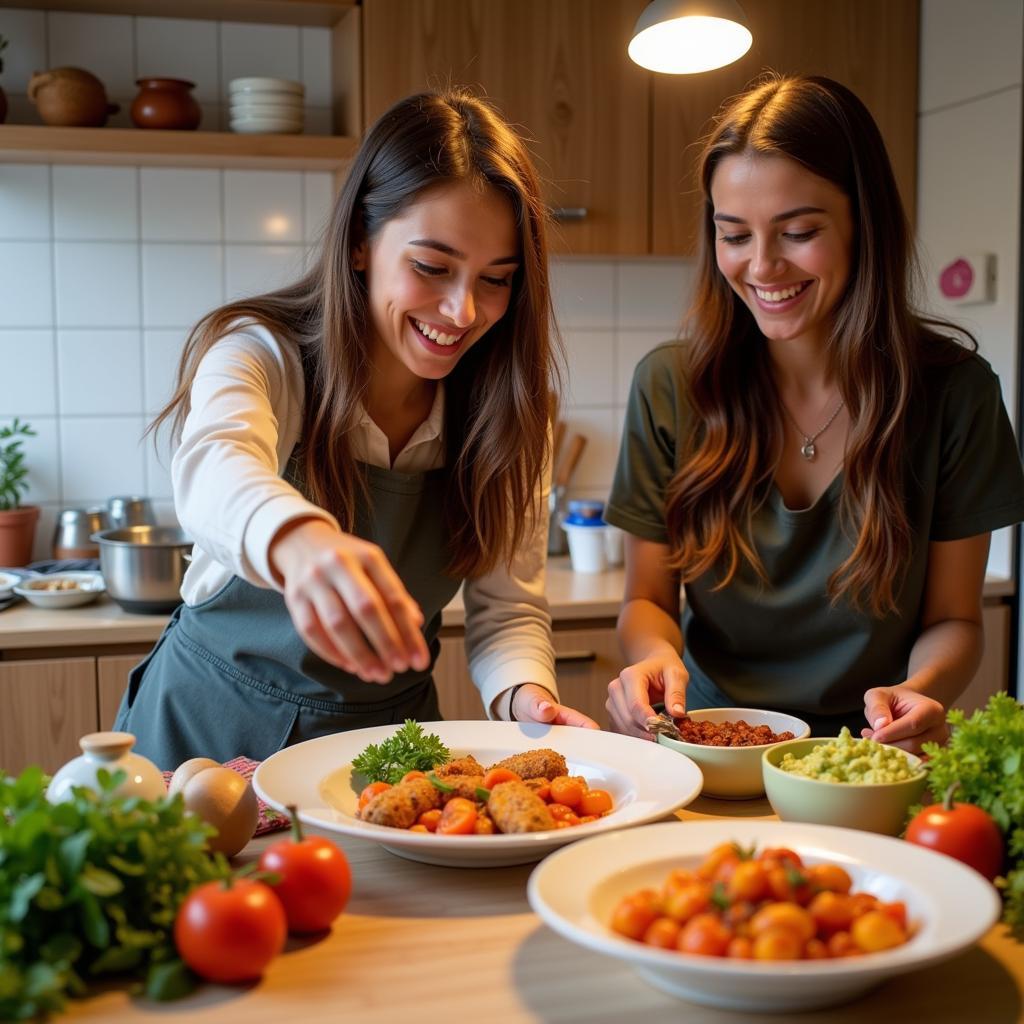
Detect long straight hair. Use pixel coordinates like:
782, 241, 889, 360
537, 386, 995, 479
151, 89, 559, 579
666, 74, 974, 614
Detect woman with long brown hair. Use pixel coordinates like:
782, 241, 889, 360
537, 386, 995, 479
605, 75, 1024, 754
116, 89, 597, 770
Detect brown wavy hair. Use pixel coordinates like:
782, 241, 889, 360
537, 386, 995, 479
666, 74, 974, 615
150, 89, 559, 579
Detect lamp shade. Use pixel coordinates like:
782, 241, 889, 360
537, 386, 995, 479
628, 0, 753, 74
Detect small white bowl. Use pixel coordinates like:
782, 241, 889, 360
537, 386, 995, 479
230, 102, 306, 121
229, 76, 304, 96
230, 94, 304, 112
0, 570, 20, 599
655, 707, 810, 799
14, 571, 106, 609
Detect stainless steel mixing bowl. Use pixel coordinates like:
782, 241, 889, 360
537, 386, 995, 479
91, 526, 192, 614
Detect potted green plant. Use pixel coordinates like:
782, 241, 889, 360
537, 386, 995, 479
0, 418, 40, 566
0, 35, 9, 124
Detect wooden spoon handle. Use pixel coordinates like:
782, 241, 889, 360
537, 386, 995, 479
555, 434, 586, 488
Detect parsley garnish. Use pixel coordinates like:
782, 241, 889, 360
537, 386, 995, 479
351, 720, 450, 784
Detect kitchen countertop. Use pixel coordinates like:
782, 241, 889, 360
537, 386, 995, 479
62, 796, 1024, 1024
0, 559, 1013, 651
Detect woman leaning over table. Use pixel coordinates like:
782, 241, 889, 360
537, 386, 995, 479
115, 88, 597, 771
604, 74, 1024, 755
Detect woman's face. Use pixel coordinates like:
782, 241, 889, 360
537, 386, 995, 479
356, 179, 520, 385
710, 153, 854, 350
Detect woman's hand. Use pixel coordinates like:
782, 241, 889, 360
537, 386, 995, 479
510, 684, 600, 729
270, 518, 431, 683
860, 684, 949, 755
606, 648, 689, 740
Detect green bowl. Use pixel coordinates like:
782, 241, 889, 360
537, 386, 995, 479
762, 738, 927, 836
655, 708, 809, 799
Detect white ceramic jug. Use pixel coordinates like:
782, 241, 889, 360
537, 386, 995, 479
47, 731, 166, 804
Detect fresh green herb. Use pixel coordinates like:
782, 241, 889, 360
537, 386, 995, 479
425, 773, 455, 794
0, 417, 36, 511
351, 720, 450, 785
914, 693, 1024, 939
0, 766, 231, 1020
475, 786, 492, 803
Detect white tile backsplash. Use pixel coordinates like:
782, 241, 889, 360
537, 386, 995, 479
0, 8, 46, 95
563, 329, 616, 407
0, 242, 53, 326
54, 242, 140, 327
1, 330, 56, 415
141, 244, 224, 328
550, 261, 616, 328
300, 27, 332, 107
220, 22, 301, 93
616, 260, 693, 329
136, 17, 220, 101
19, 417, 60, 505
225, 244, 305, 300
59, 416, 146, 504
224, 171, 303, 242
303, 172, 333, 243
141, 169, 223, 242
52, 167, 138, 240
616, 329, 677, 404
47, 12, 136, 102
143, 329, 188, 415
0, 165, 51, 240
56, 330, 142, 415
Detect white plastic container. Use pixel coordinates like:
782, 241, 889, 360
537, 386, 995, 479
561, 500, 610, 573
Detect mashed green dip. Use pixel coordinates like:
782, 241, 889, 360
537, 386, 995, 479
777, 727, 920, 784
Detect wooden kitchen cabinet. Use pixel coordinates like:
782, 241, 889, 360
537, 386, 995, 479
362, 0, 651, 255
650, 0, 919, 255
0, 658, 97, 774
953, 603, 1011, 717
97, 654, 143, 729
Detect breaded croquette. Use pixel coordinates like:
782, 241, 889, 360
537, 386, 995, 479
361, 776, 441, 828
488, 748, 568, 782
433, 755, 485, 778
442, 774, 486, 801
487, 780, 556, 833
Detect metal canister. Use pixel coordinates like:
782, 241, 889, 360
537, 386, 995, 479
53, 507, 111, 559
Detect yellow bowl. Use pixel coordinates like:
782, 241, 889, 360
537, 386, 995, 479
762, 738, 927, 835
655, 708, 809, 799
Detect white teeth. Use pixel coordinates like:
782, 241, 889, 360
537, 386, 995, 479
755, 282, 806, 302
414, 318, 460, 346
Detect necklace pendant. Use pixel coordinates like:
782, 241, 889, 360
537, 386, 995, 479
800, 440, 816, 460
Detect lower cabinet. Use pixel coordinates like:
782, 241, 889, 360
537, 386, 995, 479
953, 604, 1011, 717
0, 658, 98, 774
97, 654, 142, 729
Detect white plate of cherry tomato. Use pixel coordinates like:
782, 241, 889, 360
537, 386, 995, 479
253, 721, 703, 867
527, 819, 1001, 1012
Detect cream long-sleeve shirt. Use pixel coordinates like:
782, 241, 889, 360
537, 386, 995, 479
172, 322, 558, 719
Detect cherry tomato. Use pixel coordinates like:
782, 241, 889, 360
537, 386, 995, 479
482, 767, 521, 789
578, 789, 613, 817
905, 783, 1004, 881
677, 913, 731, 957
258, 809, 352, 933
437, 797, 478, 835
549, 777, 585, 809
175, 878, 287, 983
611, 890, 660, 940
417, 808, 443, 832
358, 781, 391, 813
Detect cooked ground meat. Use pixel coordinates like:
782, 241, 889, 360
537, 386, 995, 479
441, 774, 486, 800
361, 776, 441, 828
487, 780, 557, 833
434, 755, 485, 778
488, 748, 568, 781
675, 718, 795, 747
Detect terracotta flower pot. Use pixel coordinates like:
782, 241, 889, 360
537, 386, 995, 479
0, 505, 40, 567
131, 77, 201, 130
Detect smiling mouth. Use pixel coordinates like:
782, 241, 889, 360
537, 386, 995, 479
752, 281, 811, 302
411, 317, 465, 347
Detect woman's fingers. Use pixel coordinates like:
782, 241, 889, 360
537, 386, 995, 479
362, 549, 430, 670
306, 585, 391, 682
512, 685, 600, 729
606, 675, 655, 740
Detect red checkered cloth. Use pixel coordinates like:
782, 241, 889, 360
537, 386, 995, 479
161, 755, 291, 836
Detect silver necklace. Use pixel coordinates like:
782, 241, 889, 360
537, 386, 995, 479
780, 397, 845, 461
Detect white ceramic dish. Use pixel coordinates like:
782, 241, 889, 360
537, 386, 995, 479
13, 570, 105, 609
528, 819, 1001, 1013
230, 95, 304, 112
230, 117, 304, 135
230, 104, 305, 121
229, 76, 304, 96
655, 707, 810, 798
0, 570, 21, 599
253, 721, 704, 868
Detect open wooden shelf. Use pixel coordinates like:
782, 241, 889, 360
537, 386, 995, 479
0, 0, 357, 27
0, 124, 359, 170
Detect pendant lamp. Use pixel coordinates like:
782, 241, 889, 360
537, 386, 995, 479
628, 0, 753, 74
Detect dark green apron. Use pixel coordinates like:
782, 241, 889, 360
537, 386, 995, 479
114, 465, 460, 770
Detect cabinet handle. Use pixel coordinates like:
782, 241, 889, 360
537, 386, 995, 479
550, 206, 588, 222
555, 649, 597, 664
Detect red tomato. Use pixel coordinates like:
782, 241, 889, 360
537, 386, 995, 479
905, 783, 1004, 881
175, 878, 287, 983
259, 811, 352, 933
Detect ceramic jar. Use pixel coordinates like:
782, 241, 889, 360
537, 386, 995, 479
47, 731, 166, 804
131, 78, 201, 130
28, 67, 119, 127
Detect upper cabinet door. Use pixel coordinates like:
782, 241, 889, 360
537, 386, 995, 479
650, 0, 919, 256
363, 0, 651, 255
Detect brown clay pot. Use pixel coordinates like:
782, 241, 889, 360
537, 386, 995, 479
0, 86, 7, 125
131, 77, 201, 130
0, 505, 40, 567
28, 67, 119, 127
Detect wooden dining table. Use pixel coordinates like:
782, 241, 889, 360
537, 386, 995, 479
66, 796, 1024, 1024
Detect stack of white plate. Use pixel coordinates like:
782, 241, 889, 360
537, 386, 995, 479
229, 77, 305, 134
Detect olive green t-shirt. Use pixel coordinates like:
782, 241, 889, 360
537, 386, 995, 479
606, 342, 1024, 734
